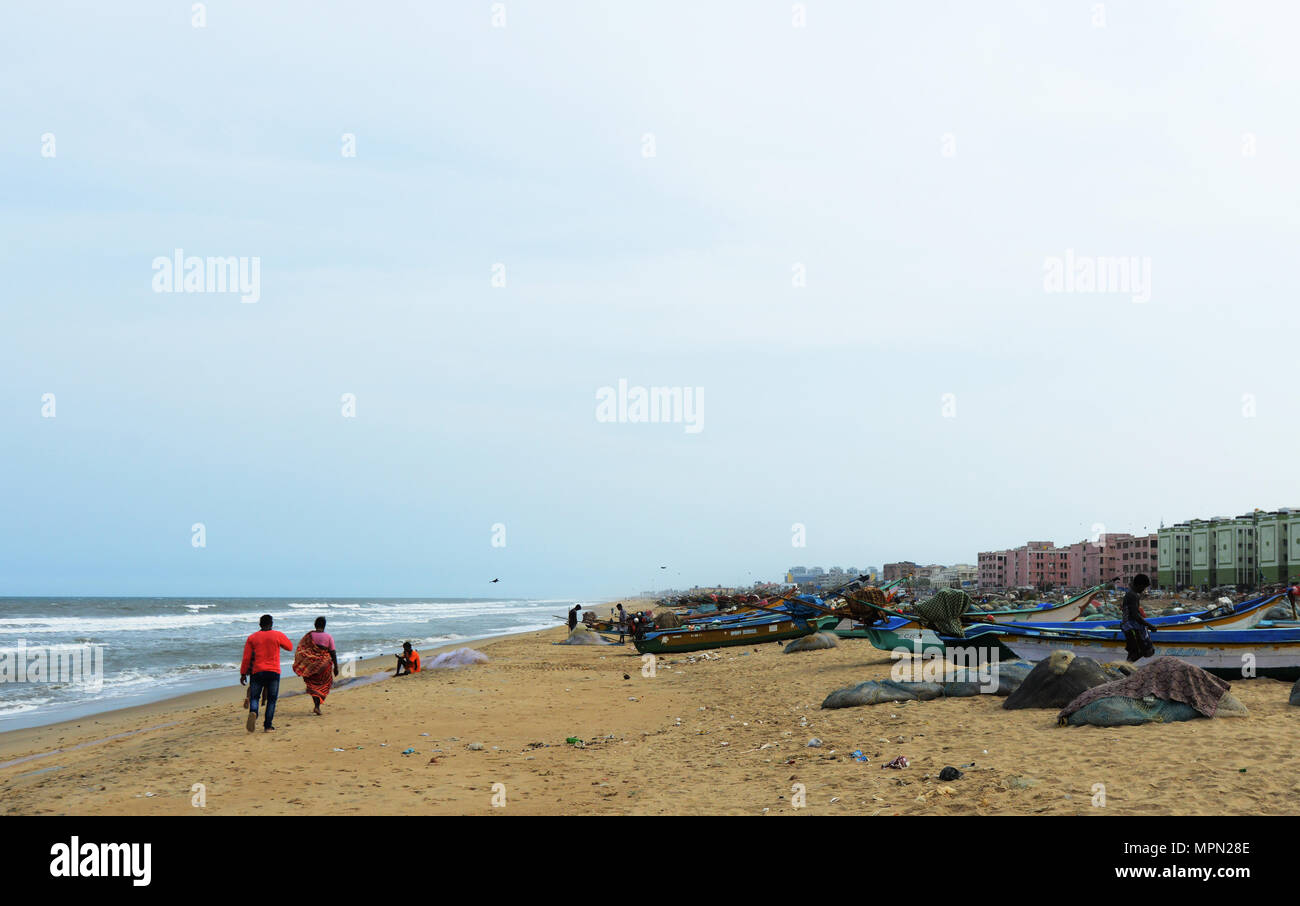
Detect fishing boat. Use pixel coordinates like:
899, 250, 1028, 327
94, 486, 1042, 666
975, 585, 1102, 623
836, 614, 1009, 654
844, 591, 1284, 652
631, 612, 837, 655
829, 585, 1100, 640
983, 623, 1300, 681
1118, 592, 1281, 631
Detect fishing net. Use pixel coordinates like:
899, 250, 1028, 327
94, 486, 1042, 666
913, 589, 974, 637
1058, 657, 1242, 725
783, 631, 838, 653
820, 658, 1036, 709
983, 659, 1035, 694
1216, 692, 1248, 716
653, 610, 683, 629
1003, 651, 1119, 710
554, 625, 615, 646
1061, 695, 1203, 727
1058, 656, 1230, 722
839, 587, 890, 624
425, 647, 490, 668
822, 680, 938, 708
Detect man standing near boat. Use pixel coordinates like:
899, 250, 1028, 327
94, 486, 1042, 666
567, 603, 582, 632
1287, 578, 1299, 620
1121, 574, 1157, 663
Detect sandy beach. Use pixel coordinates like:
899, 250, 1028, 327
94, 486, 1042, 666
1, 604, 1295, 817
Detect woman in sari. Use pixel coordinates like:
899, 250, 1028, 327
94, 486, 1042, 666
293, 617, 339, 715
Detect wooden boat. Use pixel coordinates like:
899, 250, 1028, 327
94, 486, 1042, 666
1119, 592, 1281, 631
983, 623, 1300, 681
993, 591, 1281, 632
829, 585, 1100, 639
975, 585, 1102, 623
844, 592, 1282, 650
671, 590, 807, 625
632, 613, 838, 655
850, 612, 1300, 680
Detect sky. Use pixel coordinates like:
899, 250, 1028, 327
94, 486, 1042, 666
2, 1, 1299, 598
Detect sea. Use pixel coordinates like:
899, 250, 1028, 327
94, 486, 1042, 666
0, 596, 597, 731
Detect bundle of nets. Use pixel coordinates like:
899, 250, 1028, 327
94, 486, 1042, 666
912, 589, 974, 638
838, 586, 890, 623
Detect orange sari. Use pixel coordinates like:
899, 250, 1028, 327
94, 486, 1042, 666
293, 633, 334, 701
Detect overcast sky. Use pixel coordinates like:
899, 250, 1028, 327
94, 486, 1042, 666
3, 1, 1298, 597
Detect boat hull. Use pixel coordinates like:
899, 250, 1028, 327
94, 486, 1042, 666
838, 616, 1300, 679
979, 588, 1099, 623
990, 626, 1300, 680
633, 615, 836, 655
843, 592, 1282, 642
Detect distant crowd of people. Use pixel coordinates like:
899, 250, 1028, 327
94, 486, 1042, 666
239, 614, 420, 733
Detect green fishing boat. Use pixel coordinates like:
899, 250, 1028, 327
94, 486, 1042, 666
631, 614, 837, 655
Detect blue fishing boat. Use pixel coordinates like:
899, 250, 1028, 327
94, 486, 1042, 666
854, 616, 1300, 680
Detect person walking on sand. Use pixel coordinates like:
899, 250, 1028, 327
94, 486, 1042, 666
1121, 573, 1158, 663
241, 614, 293, 733
394, 641, 421, 676
293, 616, 339, 716
567, 604, 582, 631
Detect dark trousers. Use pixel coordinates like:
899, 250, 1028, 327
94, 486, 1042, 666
248, 671, 280, 728
1123, 627, 1154, 662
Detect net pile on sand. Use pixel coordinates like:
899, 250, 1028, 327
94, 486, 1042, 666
783, 631, 838, 653
1058, 657, 1245, 726
426, 648, 489, 669
1003, 651, 1125, 710
555, 624, 615, 646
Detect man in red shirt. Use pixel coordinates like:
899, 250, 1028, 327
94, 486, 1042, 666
240, 614, 293, 733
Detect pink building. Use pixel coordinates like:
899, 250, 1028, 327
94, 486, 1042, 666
1013, 542, 1069, 588
978, 534, 1158, 591
1064, 541, 1104, 587
1101, 533, 1158, 587
978, 550, 1007, 588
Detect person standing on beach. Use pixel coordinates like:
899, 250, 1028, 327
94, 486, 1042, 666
1287, 578, 1299, 620
616, 602, 627, 643
241, 615, 293, 733
293, 616, 339, 716
567, 604, 582, 631
1120, 574, 1157, 663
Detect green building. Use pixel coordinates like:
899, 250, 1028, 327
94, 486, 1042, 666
1189, 519, 1215, 587
1157, 523, 1192, 589
1211, 515, 1257, 587
1257, 510, 1291, 583
1289, 512, 1300, 582
1160, 507, 1300, 590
